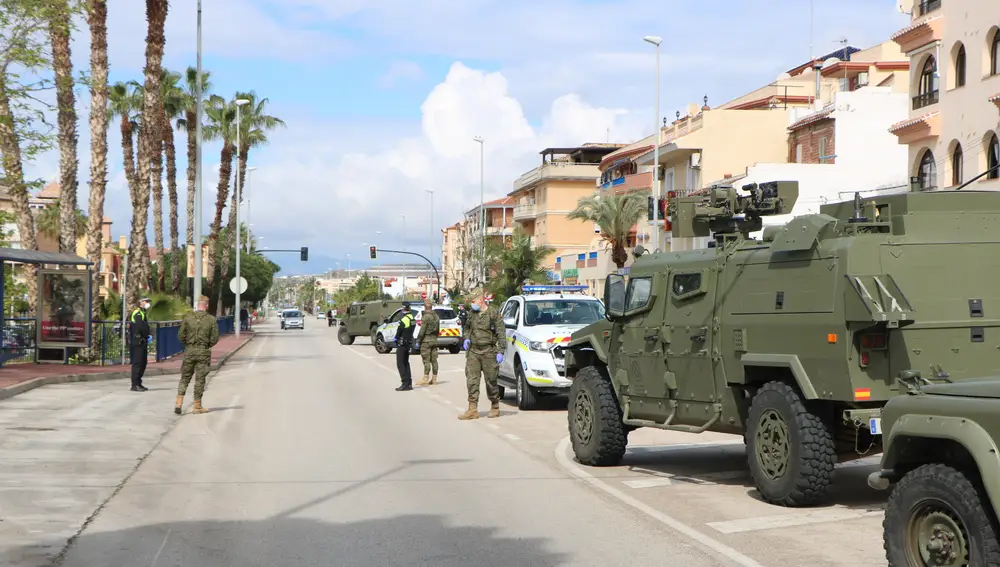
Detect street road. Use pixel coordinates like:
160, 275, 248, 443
7, 319, 891, 566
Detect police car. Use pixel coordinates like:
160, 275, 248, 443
372, 304, 463, 355
498, 285, 606, 410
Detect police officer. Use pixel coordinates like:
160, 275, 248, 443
395, 302, 416, 391
415, 299, 439, 386
175, 296, 219, 414
457, 287, 505, 420
129, 297, 152, 392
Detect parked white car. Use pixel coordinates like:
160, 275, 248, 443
372, 304, 463, 354
497, 285, 605, 410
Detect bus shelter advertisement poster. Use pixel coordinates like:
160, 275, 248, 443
39, 271, 88, 345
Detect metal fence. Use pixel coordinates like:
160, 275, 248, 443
2, 315, 236, 367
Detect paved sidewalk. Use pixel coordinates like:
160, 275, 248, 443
0, 331, 256, 401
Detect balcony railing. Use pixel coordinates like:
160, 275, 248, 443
917, 0, 941, 16
912, 90, 939, 110
513, 162, 599, 192
512, 204, 537, 221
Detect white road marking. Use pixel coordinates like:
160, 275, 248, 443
149, 526, 172, 566
503, 433, 521, 441
706, 507, 885, 534
622, 470, 747, 489
554, 437, 769, 567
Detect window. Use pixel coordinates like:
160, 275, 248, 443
432, 308, 458, 321
818, 137, 829, 163
993, 32, 1000, 76
389, 309, 405, 323
989, 134, 1000, 180
501, 300, 520, 325
953, 144, 964, 186
914, 56, 939, 109
917, 150, 937, 190
795, 143, 803, 163
672, 273, 702, 296
955, 45, 967, 88
624, 278, 652, 312
523, 299, 605, 326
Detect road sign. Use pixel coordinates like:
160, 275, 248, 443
421, 292, 427, 300
229, 276, 248, 294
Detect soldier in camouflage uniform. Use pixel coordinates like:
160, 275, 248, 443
415, 300, 439, 386
175, 296, 219, 415
458, 287, 505, 420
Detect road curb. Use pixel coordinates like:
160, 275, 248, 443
0, 333, 257, 402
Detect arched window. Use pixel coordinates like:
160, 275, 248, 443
953, 144, 964, 185
989, 134, 1000, 180
993, 32, 1000, 76
916, 56, 939, 109
917, 150, 937, 190
955, 44, 967, 87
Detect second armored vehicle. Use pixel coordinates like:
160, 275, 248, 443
563, 181, 1000, 507
337, 300, 408, 345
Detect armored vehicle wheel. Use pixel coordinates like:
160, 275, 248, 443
449, 344, 461, 354
338, 327, 354, 345
567, 366, 626, 466
746, 381, 836, 507
884, 463, 1000, 567
374, 333, 392, 354
515, 361, 538, 410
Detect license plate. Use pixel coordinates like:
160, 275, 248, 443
869, 418, 882, 435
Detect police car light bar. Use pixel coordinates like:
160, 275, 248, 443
522, 285, 589, 295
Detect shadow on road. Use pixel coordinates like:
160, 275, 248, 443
499, 392, 568, 412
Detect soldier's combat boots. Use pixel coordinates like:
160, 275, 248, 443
192, 400, 207, 414
428, 374, 438, 385
174, 395, 183, 415
488, 401, 500, 418
457, 401, 478, 420
417, 374, 430, 386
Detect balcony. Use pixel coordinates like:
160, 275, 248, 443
912, 90, 939, 110
513, 203, 537, 221
916, 0, 940, 16
599, 172, 652, 193
513, 162, 599, 192
485, 226, 513, 237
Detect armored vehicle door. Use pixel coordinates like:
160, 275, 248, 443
612, 273, 673, 421
348, 303, 366, 335
664, 268, 719, 403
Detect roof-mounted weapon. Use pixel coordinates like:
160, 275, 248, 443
669, 180, 799, 246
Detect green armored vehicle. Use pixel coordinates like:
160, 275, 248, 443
868, 375, 1000, 566
563, 181, 1000, 507
337, 300, 408, 345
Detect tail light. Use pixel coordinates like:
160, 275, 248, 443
860, 333, 887, 350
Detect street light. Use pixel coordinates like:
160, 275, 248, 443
245, 166, 257, 235
473, 136, 484, 282
234, 97, 250, 338
643, 35, 662, 252
193, 0, 205, 308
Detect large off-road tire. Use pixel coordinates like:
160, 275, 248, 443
374, 333, 392, 354
568, 365, 626, 466
337, 327, 354, 345
746, 380, 836, 507
515, 359, 538, 410
884, 463, 1000, 567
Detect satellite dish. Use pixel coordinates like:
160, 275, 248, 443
822, 57, 841, 69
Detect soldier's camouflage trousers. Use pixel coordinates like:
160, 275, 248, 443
420, 343, 438, 375
465, 349, 499, 404
178, 349, 211, 401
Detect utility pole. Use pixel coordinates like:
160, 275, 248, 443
193, 0, 204, 308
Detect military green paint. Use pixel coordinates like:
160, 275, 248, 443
739, 354, 819, 399
341, 300, 408, 338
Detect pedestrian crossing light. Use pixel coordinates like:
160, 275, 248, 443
369, 246, 377, 259
300, 247, 308, 261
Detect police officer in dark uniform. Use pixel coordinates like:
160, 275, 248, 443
129, 297, 152, 392
395, 302, 416, 391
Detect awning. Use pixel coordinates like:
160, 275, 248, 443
0, 248, 92, 266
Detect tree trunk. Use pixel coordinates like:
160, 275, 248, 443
152, 138, 164, 292
217, 147, 245, 316
49, 0, 78, 255
85, 0, 109, 323
120, 115, 138, 198
0, 74, 37, 309
128, 0, 168, 307
184, 110, 196, 248
208, 140, 233, 313
611, 241, 627, 269
164, 113, 180, 294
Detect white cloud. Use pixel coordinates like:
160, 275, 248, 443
377, 60, 426, 88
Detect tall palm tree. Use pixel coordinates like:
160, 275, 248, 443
131, 79, 165, 292
107, 82, 141, 200
160, 69, 184, 293
48, 0, 79, 254
567, 192, 646, 269
178, 66, 212, 253
85, 0, 110, 322
487, 227, 552, 300
128, 0, 169, 306
203, 94, 237, 313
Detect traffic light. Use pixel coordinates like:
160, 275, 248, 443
300, 247, 308, 261
369, 246, 377, 259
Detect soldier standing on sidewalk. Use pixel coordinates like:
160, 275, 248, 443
457, 286, 505, 420
129, 297, 152, 392
416, 299, 439, 386
175, 296, 219, 415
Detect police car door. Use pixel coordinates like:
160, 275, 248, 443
384, 309, 404, 344
500, 298, 521, 378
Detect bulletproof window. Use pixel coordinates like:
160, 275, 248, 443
625, 277, 653, 312
672, 273, 703, 297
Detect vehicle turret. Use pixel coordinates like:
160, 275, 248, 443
670, 180, 799, 246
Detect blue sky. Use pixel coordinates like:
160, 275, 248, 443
23, 0, 910, 275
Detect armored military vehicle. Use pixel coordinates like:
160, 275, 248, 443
337, 300, 408, 345
563, 180, 1000, 507
868, 375, 1000, 566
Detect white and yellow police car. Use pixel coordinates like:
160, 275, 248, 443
497, 285, 606, 410
372, 304, 463, 354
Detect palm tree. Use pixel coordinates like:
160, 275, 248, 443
131, 79, 165, 292
487, 227, 552, 300
203, 94, 237, 313
128, 0, 169, 306
107, 82, 141, 199
178, 66, 212, 253
85, 0, 110, 323
160, 69, 184, 293
47, 0, 79, 255
36, 200, 86, 240
567, 192, 646, 269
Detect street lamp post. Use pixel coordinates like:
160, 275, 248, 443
473, 136, 484, 283
644, 35, 662, 252
234, 98, 250, 338
193, 0, 205, 308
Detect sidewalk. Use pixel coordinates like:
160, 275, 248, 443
0, 331, 256, 401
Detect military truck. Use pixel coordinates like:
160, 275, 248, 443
337, 300, 408, 345
562, 180, 1000, 507
868, 375, 1000, 566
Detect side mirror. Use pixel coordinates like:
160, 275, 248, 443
504, 317, 517, 329
604, 274, 626, 318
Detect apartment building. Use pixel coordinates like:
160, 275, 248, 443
889, 0, 1000, 190
440, 221, 465, 291
509, 144, 623, 273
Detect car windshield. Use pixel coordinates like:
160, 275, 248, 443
523, 300, 605, 326
433, 308, 457, 320
284, 311, 302, 318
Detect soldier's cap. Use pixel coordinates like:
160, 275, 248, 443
401, 301, 410, 308
468, 286, 486, 299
